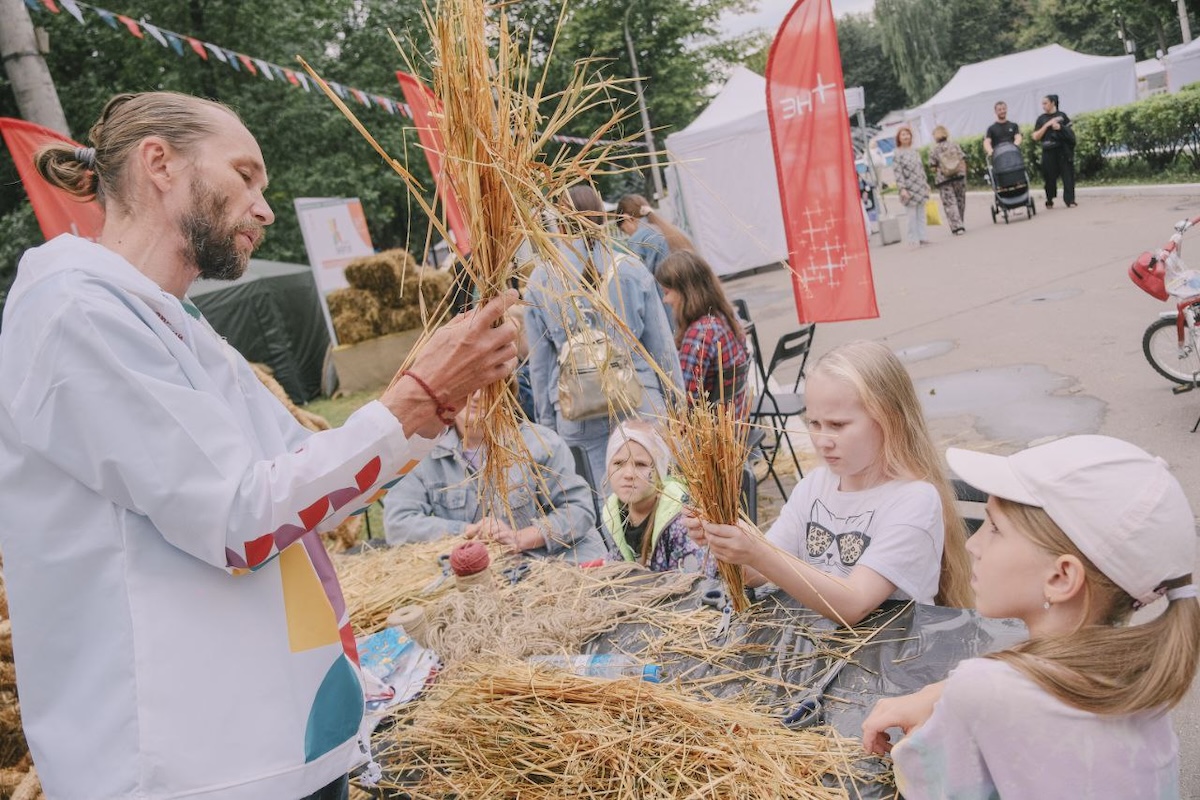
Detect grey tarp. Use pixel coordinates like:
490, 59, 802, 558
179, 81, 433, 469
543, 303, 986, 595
585, 580, 1027, 799
189, 259, 329, 404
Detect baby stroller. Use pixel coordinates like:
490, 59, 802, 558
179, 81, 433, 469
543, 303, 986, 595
988, 141, 1037, 224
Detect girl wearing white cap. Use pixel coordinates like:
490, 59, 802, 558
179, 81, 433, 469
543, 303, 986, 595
603, 420, 713, 575
863, 435, 1199, 799
686, 341, 972, 625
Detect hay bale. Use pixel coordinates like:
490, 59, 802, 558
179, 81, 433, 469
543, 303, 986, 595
0, 621, 10, 663
345, 249, 420, 307
380, 306, 424, 335
344, 254, 401, 304
326, 288, 381, 323
416, 267, 454, 310
332, 313, 379, 346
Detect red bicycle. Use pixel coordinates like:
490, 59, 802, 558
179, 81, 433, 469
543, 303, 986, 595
1129, 216, 1200, 392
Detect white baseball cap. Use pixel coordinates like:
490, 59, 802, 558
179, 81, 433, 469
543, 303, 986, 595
947, 435, 1197, 608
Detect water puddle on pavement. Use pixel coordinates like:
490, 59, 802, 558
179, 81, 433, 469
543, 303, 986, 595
894, 340, 955, 363
915, 364, 1105, 443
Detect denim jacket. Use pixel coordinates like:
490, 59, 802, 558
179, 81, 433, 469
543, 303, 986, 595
625, 221, 670, 278
382, 422, 605, 562
524, 238, 683, 439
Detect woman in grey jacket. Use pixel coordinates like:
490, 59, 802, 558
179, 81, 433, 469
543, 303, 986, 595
382, 391, 606, 562
525, 185, 684, 481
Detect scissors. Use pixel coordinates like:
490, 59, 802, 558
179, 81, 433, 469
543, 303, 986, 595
419, 554, 453, 594
780, 656, 851, 729
700, 587, 732, 640
501, 562, 532, 585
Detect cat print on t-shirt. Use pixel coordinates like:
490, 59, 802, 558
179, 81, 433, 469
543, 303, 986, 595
804, 500, 873, 578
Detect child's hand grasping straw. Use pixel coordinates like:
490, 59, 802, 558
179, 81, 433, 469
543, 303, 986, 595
685, 340, 973, 627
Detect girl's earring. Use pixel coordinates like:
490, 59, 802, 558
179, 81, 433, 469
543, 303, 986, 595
1042, 599, 1052, 611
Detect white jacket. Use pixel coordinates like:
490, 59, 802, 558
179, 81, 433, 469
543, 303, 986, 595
0, 235, 435, 799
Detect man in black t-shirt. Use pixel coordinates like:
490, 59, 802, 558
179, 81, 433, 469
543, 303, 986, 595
983, 101, 1022, 156
1033, 93, 1076, 208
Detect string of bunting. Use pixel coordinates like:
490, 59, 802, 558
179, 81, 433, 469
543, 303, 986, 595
22, 0, 635, 148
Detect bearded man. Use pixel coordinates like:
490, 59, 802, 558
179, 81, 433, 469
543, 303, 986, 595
0, 92, 518, 799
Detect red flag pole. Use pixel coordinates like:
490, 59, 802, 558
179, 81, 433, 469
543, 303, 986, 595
396, 72, 472, 256
765, 0, 879, 324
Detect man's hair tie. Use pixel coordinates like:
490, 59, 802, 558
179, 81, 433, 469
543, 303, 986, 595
74, 147, 97, 169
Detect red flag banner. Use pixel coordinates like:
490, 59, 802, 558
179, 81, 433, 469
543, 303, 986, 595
765, 0, 878, 324
396, 72, 472, 255
0, 117, 104, 241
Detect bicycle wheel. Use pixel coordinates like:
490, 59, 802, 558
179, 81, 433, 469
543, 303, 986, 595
1143, 316, 1200, 384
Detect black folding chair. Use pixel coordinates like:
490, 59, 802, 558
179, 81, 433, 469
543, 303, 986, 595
952, 478, 988, 536
750, 325, 816, 498
570, 444, 613, 551
740, 462, 758, 526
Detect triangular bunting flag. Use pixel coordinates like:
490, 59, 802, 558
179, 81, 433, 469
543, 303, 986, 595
40, 0, 60, 13
116, 15, 143, 38
95, 8, 118, 28
205, 43, 227, 62
253, 58, 274, 79
59, 0, 84, 23
186, 37, 207, 59
224, 49, 241, 70
23, 0, 42, 11
141, 22, 169, 48
296, 72, 311, 92
284, 69, 299, 87
165, 33, 185, 56
329, 82, 347, 99
237, 54, 256, 74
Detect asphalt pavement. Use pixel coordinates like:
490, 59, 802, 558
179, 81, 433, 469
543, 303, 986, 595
723, 185, 1200, 798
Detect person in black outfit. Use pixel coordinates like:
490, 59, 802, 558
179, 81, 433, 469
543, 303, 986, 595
1033, 94, 1076, 208
983, 101, 1022, 156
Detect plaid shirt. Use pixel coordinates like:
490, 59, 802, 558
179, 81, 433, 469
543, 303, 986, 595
678, 314, 750, 419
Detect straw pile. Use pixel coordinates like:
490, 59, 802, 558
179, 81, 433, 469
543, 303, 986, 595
666, 398, 756, 611
335, 540, 696, 653
326, 288, 382, 345
0, 571, 43, 800
379, 664, 881, 799
417, 560, 696, 665
334, 538, 463, 635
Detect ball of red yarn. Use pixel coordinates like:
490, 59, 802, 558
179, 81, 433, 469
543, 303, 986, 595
449, 540, 491, 576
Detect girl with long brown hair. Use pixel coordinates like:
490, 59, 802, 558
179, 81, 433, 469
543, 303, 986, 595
655, 251, 750, 420
864, 435, 1198, 799
686, 340, 971, 626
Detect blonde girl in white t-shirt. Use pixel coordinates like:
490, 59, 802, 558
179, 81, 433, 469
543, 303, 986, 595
862, 435, 1200, 800
685, 340, 971, 625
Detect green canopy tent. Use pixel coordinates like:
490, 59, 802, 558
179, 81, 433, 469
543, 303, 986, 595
190, 259, 329, 404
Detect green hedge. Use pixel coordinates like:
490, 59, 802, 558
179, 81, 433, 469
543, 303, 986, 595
917, 85, 1200, 187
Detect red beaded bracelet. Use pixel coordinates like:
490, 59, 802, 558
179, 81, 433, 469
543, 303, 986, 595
400, 370, 457, 426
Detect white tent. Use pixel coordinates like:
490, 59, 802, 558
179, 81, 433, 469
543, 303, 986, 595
664, 67, 865, 277
905, 45, 1137, 142
1165, 38, 1200, 93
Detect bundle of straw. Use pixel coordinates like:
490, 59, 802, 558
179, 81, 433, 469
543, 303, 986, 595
379, 664, 883, 799
666, 399, 755, 611
299, 0, 655, 531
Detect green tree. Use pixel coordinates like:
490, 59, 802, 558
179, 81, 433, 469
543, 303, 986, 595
510, 0, 760, 197
875, 0, 1030, 104
1015, 0, 1194, 59
834, 13, 907, 123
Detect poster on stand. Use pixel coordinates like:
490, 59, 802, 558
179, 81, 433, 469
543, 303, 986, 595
295, 197, 375, 345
